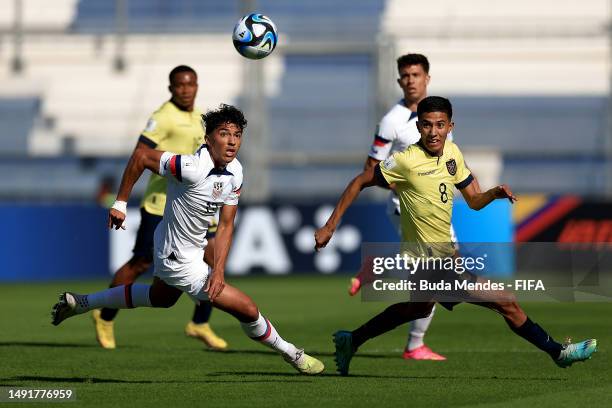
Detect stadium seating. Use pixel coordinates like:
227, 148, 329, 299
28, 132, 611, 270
0, 98, 40, 155
72, 0, 385, 39
267, 54, 372, 153
0, 0, 609, 199
0, 0, 77, 31
0, 157, 97, 199
381, 0, 609, 196
11, 33, 264, 156
452, 97, 606, 154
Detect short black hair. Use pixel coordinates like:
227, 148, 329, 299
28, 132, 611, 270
169, 65, 197, 83
417, 96, 453, 120
397, 53, 430, 74
202, 104, 247, 135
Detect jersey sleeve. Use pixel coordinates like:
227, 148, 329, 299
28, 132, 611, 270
379, 151, 409, 185
368, 117, 395, 161
453, 146, 473, 189
224, 169, 243, 206
140, 111, 169, 147
159, 152, 202, 185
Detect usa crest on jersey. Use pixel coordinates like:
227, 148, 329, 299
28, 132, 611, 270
212, 181, 224, 200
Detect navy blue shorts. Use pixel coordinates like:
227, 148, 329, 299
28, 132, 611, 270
410, 268, 479, 311
132, 208, 163, 261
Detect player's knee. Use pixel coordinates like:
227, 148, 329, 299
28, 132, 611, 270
242, 301, 259, 321
499, 301, 521, 319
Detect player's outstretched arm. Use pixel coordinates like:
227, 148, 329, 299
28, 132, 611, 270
315, 165, 385, 250
364, 156, 395, 191
460, 176, 517, 211
206, 204, 237, 302
108, 147, 164, 230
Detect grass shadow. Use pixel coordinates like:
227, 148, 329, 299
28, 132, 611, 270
213, 371, 568, 381
203, 349, 398, 359
1, 375, 312, 385
0, 341, 101, 349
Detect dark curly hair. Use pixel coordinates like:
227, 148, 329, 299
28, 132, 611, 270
201, 104, 248, 135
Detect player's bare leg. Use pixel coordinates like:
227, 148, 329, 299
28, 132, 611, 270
112, 257, 152, 285
52, 278, 323, 374
95, 248, 226, 350
184, 239, 228, 350
211, 284, 324, 374
467, 279, 597, 368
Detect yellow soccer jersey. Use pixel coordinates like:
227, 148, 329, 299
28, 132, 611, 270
139, 101, 204, 215
379, 140, 473, 255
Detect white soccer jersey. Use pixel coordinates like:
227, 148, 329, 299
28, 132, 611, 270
369, 99, 454, 161
154, 144, 243, 262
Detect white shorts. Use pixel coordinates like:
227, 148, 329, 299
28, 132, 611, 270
153, 253, 210, 302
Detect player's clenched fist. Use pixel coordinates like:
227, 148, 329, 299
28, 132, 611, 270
314, 225, 335, 252
108, 200, 127, 230
494, 184, 517, 204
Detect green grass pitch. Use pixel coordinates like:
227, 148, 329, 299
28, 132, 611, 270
0, 275, 610, 407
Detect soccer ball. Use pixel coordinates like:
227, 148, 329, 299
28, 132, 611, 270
232, 13, 278, 60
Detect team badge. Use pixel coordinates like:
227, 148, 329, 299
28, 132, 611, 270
445, 159, 457, 176
212, 181, 224, 200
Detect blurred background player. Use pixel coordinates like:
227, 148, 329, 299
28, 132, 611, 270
351, 54, 449, 360
92, 65, 227, 351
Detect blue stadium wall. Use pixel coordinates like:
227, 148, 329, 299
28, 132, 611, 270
0, 201, 512, 281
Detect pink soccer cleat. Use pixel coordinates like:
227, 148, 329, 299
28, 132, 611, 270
348, 278, 362, 296
348, 257, 379, 296
402, 345, 446, 361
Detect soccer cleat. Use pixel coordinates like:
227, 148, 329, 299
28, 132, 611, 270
92, 309, 116, 349
333, 330, 355, 376
348, 278, 362, 296
555, 338, 597, 368
402, 345, 446, 360
185, 322, 228, 350
283, 349, 325, 375
51, 292, 87, 326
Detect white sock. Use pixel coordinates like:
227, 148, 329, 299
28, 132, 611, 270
241, 313, 299, 358
407, 305, 435, 351
85, 284, 152, 311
